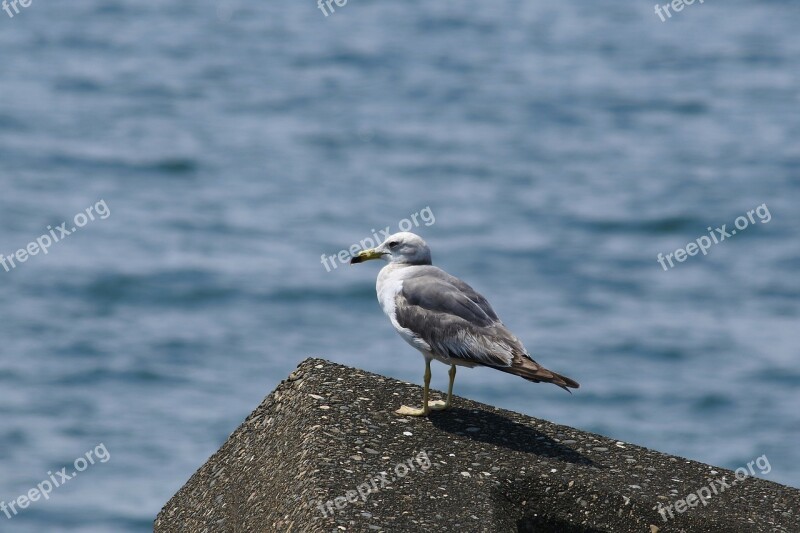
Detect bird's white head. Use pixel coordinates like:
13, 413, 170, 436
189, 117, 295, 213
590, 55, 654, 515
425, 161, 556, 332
351, 232, 432, 266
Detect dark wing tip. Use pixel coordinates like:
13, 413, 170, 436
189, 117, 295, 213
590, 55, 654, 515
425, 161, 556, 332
502, 357, 579, 392
550, 372, 579, 393
558, 374, 580, 389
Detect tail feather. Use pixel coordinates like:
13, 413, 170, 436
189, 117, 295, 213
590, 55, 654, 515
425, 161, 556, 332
497, 355, 580, 392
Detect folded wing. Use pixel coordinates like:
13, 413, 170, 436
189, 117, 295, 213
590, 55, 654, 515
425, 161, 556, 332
393, 267, 579, 390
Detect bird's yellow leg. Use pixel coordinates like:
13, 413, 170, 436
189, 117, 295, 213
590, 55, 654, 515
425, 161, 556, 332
429, 364, 456, 411
396, 359, 433, 416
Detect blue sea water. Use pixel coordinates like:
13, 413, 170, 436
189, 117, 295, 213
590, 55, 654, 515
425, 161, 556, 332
1, 0, 799, 530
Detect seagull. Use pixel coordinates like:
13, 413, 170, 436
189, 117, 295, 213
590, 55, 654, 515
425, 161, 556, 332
351, 232, 579, 416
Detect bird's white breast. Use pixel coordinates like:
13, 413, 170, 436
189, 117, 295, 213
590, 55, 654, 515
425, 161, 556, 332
376, 265, 432, 354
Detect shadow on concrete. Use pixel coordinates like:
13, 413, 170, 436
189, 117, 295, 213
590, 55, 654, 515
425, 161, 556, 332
517, 514, 608, 532
428, 407, 596, 467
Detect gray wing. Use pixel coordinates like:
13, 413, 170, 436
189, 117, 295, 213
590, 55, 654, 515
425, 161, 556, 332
393, 267, 523, 367
393, 266, 581, 390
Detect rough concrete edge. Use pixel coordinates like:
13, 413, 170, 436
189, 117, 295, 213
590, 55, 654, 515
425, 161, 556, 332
155, 357, 800, 533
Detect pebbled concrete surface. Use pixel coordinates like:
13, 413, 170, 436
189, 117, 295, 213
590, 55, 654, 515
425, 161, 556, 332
155, 358, 799, 532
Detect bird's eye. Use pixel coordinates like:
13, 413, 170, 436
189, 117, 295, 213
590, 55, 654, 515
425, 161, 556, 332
388, 241, 399, 248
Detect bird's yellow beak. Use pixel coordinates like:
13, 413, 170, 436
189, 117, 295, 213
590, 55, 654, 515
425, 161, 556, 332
350, 248, 384, 264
